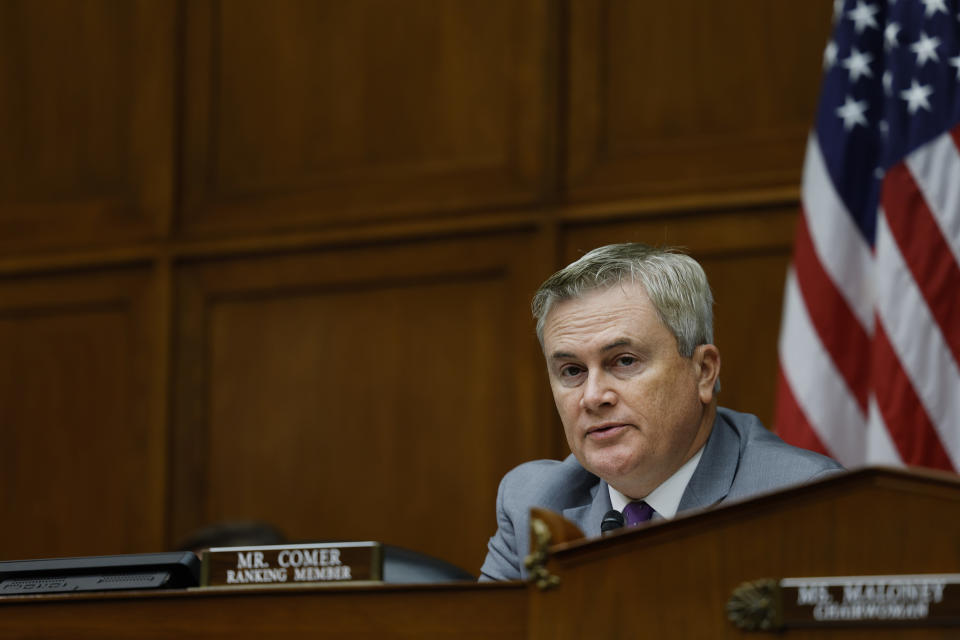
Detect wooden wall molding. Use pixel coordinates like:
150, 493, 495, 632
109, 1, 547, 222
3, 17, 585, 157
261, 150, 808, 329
179, 0, 557, 237
0, 0, 175, 254
0, 267, 166, 559
171, 231, 554, 573
565, 0, 832, 202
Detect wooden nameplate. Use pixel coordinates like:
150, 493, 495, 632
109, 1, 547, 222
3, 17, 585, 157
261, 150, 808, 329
201, 542, 382, 587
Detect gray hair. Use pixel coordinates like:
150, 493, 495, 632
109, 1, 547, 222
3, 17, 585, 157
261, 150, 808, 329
532, 243, 715, 358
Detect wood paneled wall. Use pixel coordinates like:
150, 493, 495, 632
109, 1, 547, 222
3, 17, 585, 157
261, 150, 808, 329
0, 0, 833, 575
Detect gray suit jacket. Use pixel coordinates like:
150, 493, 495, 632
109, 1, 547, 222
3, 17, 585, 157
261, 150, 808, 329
479, 407, 842, 581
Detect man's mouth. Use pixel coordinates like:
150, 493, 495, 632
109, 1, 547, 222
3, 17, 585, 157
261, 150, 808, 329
586, 423, 628, 439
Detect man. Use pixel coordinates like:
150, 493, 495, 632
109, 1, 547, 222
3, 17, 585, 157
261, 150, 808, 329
480, 243, 841, 581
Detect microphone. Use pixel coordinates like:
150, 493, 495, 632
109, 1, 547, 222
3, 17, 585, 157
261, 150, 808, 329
600, 509, 625, 534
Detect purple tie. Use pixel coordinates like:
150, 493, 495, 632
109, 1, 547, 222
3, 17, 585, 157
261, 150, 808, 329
623, 501, 654, 527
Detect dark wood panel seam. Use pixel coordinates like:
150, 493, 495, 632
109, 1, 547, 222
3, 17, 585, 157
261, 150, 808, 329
0, 186, 801, 277
205, 268, 507, 307
557, 186, 801, 225
0, 300, 128, 320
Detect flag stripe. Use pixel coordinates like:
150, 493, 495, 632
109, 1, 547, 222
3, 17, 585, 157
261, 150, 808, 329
883, 163, 960, 367
874, 211, 960, 467
908, 125, 960, 266
778, 268, 867, 465
870, 322, 954, 470
774, 366, 831, 456
950, 125, 960, 180
792, 210, 871, 413
866, 397, 906, 466
801, 134, 875, 331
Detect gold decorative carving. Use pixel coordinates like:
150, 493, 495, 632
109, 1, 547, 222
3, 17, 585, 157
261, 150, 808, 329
524, 517, 560, 591
726, 578, 783, 631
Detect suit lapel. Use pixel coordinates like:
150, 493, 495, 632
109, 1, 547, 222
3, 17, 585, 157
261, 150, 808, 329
678, 411, 739, 512
563, 479, 611, 538
557, 412, 740, 534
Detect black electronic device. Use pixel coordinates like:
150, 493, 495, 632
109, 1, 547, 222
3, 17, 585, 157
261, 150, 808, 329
600, 509, 625, 534
0, 551, 200, 595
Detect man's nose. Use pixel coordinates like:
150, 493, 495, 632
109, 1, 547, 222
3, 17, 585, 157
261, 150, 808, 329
580, 371, 617, 411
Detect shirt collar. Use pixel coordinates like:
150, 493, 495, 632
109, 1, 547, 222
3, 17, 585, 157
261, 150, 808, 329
608, 446, 705, 519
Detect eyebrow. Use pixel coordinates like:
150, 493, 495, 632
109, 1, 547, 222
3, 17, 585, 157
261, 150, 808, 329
601, 339, 633, 352
549, 338, 634, 361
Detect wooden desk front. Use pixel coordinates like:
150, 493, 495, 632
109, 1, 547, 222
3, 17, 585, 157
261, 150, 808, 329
0, 581, 526, 640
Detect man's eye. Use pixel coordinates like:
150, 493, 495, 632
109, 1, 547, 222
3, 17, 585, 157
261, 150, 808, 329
560, 365, 584, 377
615, 355, 637, 367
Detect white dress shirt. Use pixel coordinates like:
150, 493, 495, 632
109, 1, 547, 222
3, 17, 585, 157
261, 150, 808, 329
608, 446, 705, 520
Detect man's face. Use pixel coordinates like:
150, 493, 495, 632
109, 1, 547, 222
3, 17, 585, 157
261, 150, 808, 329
541, 282, 719, 498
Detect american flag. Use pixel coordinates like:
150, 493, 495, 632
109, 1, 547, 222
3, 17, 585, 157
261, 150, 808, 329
775, 0, 960, 470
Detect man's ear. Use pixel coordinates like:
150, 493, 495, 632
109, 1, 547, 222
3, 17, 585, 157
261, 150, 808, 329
694, 344, 721, 404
